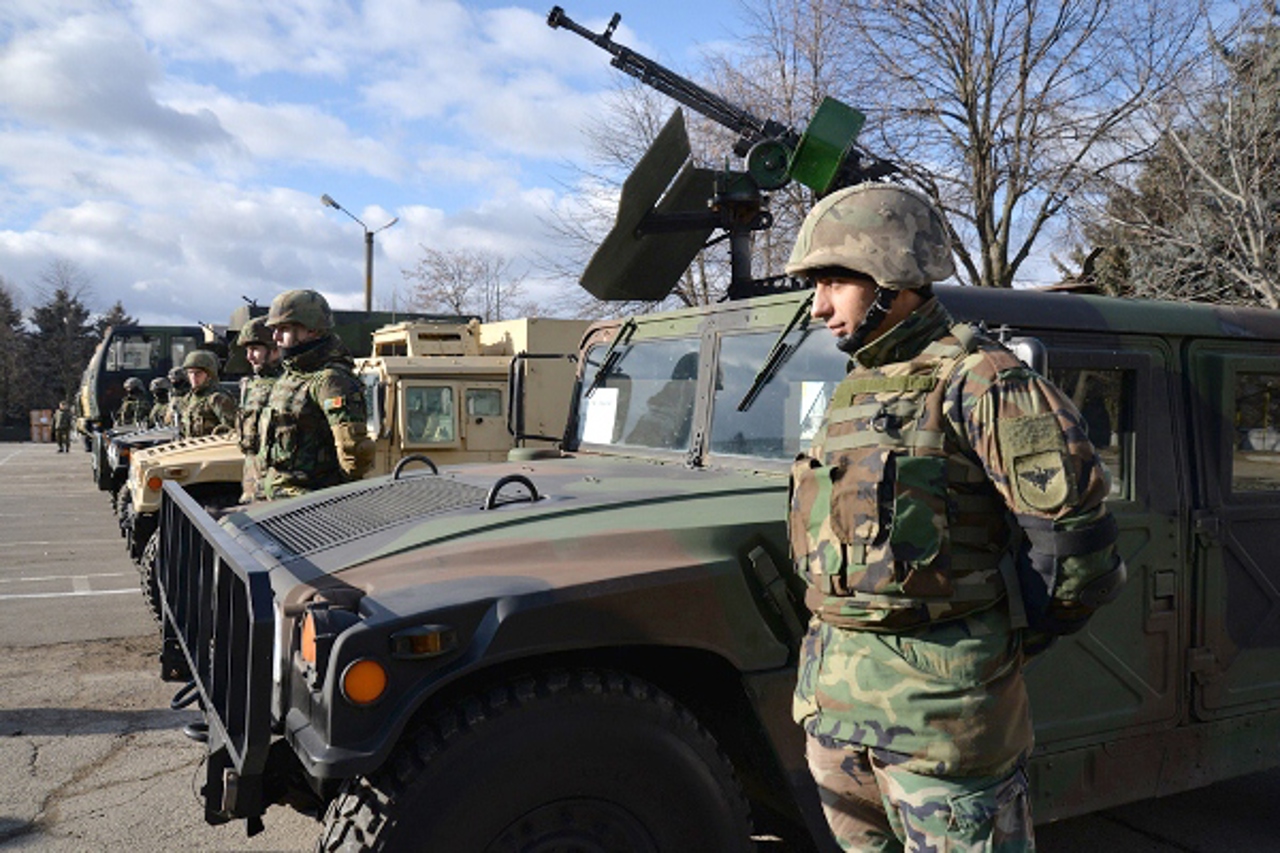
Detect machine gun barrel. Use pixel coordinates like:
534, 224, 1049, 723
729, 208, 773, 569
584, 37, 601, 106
547, 6, 783, 153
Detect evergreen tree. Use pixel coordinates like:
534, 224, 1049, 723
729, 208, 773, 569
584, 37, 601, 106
29, 287, 97, 410
0, 279, 26, 424
94, 300, 137, 340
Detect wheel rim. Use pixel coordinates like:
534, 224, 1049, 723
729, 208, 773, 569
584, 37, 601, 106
485, 798, 659, 853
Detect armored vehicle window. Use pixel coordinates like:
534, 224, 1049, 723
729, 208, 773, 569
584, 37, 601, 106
1232, 372, 1280, 492
404, 385, 456, 445
362, 373, 384, 438
466, 388, 503, 418
1049, 367, 1131, 497
106, 335, 158, 371
710, 331, 848, 460
170, 335, 200, 368
576, 337, 700, 451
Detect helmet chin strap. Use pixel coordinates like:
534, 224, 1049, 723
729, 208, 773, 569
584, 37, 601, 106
836, 287, 900, 354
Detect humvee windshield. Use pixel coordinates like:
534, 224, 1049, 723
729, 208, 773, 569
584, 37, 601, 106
575, 329, 847, 460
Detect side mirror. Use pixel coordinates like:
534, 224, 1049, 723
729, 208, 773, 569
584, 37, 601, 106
1004, 336, 1048, 375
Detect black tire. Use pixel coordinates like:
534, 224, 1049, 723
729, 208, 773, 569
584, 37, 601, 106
117, 489, 132, 537
139, 530, 162, 624
316, 669, 755, 853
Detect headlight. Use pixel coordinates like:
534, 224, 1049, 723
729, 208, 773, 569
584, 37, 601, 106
298, 604, 362, 691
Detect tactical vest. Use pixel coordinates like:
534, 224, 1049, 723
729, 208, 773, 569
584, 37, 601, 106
789, 325, 1012, 632
258, 369, 345, 492
238, 368, 280, 455
182, 387, 233, 438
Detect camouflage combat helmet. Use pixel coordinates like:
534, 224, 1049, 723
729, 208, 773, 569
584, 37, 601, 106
182, 350, 221, 378
149, 376, 171, 393
266, 289, 332, 332
785, 183, 955, 288
236, 315, 276, 347
123, 377, 145, 393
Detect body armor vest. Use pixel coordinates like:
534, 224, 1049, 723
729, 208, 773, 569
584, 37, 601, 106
789, 325, 1012, 631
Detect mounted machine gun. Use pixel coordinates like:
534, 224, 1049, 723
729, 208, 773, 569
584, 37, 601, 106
548, 6, 896, 300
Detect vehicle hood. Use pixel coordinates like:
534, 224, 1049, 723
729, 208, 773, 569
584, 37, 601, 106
133, 433, 240, 471
221, 454, 789, 606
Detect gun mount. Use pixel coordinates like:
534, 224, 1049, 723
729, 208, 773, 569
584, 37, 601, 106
548, 6, 896, 303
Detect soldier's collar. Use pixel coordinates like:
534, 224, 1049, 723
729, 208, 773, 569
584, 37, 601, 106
852, 298, 954, 368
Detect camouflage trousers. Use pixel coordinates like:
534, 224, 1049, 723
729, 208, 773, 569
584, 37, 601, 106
806, 733, 1035, 852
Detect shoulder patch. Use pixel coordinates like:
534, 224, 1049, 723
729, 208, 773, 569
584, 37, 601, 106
323, 395, 345, 412
999, 413, 1074, 513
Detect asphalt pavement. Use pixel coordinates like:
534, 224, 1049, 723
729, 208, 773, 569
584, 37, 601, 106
0, 439, 1275, 851
0, 441, 314, 851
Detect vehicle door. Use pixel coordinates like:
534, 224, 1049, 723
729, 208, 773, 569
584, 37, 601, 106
460, 382, 510, 453
1024, 337, 1184, 744
1186, 343, 1280, 717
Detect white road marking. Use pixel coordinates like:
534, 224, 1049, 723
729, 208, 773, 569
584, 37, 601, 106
0, 572, 131, 584
0, 589, 137, 601
0, 450, 21, 466
0, 541, 121, 549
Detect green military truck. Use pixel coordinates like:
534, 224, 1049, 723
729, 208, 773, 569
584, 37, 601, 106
154, 284, 1280, 850
125, 318, 585, 621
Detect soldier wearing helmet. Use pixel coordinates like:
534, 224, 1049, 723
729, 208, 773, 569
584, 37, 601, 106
147, 377, 171, 427
787, 183, 1125, 852
114, 376, 149, 428
53, 400, 73, 452
179, 350, 237, 438
255, 289, 373, 499
235, 315, 283, 502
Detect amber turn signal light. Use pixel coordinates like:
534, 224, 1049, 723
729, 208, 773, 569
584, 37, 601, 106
341, 659, 388, 705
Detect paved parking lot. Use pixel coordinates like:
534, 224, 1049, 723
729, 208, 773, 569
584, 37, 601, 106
0, 441, 313, 851
0, 439, 1276, 851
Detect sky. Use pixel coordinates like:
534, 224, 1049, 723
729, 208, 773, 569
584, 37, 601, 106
0, 0, 747, 326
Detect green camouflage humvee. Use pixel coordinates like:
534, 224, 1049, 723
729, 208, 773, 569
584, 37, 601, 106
156, 285, 1280, 851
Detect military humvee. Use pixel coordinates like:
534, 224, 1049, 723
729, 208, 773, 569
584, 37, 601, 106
125, 318, 585, 621
155, 284, 1280, 850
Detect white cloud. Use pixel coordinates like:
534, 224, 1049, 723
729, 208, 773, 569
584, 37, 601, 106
0, 13, 235, 154
0, 0, 749, 328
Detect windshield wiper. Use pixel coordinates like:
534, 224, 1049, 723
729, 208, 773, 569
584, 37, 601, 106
737, 293, 814, 412
585, 317, 638, 397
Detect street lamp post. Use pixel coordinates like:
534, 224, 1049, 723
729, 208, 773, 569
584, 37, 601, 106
321, 194, 399, 312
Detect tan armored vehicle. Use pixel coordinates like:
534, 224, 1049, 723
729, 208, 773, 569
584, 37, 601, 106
358, 317, 587, 470
123, 317, 586, 617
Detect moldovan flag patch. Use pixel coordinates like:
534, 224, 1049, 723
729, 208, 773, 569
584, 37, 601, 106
323, 396, 344, 411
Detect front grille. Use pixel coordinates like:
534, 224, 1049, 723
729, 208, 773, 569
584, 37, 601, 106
159, 482, 273, 819
252, 477, 489, 556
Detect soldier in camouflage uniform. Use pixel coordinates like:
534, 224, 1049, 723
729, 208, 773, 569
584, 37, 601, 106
147, 377, 171, 427
166, 366, 190, 427
115, 377, 149, 427
786, 184, 1126, 852
179, 350, 237, 438
236, 316, 282, 502
53, 401, 73, 452
257, 289, 374, 500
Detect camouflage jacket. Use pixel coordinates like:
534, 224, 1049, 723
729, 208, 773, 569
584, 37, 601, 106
237, 362, 282, 456
168, 392, 188, 428
52, 408, 73, 431
256, 334, 368, 500
115, 394, 148, 427
180, 383, 237, 438
148, 400, 169, 427
791, 297, 1114, 778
